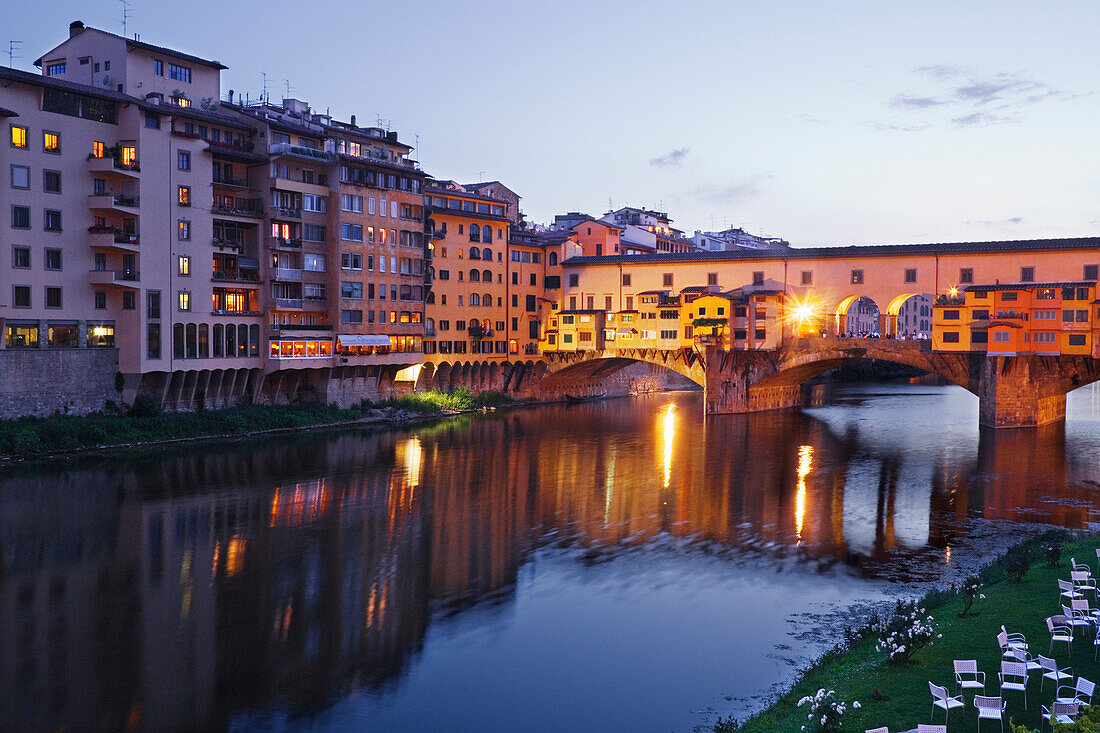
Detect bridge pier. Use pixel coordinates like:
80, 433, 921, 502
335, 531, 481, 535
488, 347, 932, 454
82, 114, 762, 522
978, 356, 1068, 428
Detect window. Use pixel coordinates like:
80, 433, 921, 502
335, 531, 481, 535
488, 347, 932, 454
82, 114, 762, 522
993, 331, 1010, 343
341, 252, 363, 270
304, 253, 326, 271
303, 194, 327, 213
1034, 331, 1057, 344
43, 131, 60, 153
11, 165, 29, 189
168, 63, 192, 82
94, 291, 107, 309
1034, 309, 1057, 320
942, 310, 960, 320
1085, 265, 1099, 280
568, 273, 579, 288
178, 255, 191, 276
341, 224, 363, 241
41, 169, 61, 194
120, 291, 135, 310
11, 206, 30, 229
663, 273, 674, 287
1001, 292, 1018, 301
752, 271, 764, 286
44, 210, 62, 231
904, 268, 917, 283
145, 112, 160, 129
12, 246, 30, 268
850, 269, 864, 285
178, 150, 191, 171
178, 291, 191, 311
177, 220, 190, 240
1069, 334, 1087, 346
942, 332, 961, 343
303, 224, 326, 242
44, 248, 62, 270
755, 329, 767, 340
178, 185, 191, 206
154, 59, 163, 76
1020, 266, 1035, 282
341, 310, 363, 324
10, 125, 26, 148
800, 271, 813, 285
46, 62, 66, 76
707, 272, 718, 286
147, 324, 161, 358
341, 282, 363, 299
13, 285, 30, 307
147, 291, 161, 319
341, 194, 362, 212
45, 286, 62, 309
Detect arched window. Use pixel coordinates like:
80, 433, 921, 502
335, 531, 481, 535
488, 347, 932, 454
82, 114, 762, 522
198, 324, 209, 358
482, 247, 492, 260
426, 290, 436, 304
482, 225, 492, 242
399, 284, 412, 300
249, 325, 260, 356
225, 324, 236, 356
549, 252, 558, 266
185, 323, 197, 358
470, 225, 481, 242
173, 323, 185, 358
470, 293, 481, 306
469, 247, 481, 260
213, 324, 224, 357
483, 292, 492, 306
470, 269, 480, 282
238, 325, 249, 356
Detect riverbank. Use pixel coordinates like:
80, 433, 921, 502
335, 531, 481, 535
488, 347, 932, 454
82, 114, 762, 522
723, 529, 1094, 733
0, 388, 517, 462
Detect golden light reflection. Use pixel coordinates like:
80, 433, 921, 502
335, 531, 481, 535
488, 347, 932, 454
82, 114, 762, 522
269, 488, 280, 527
795, 445, 813, 543
394, 363, 424, 383
661, 404, 676, 489
946, 545, 951, 564
604, 447, 617, 526
226, 535, 246, 576
398, 435, 423, 491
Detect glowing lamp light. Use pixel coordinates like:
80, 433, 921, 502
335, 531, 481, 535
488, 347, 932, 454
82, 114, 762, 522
92, 326, 110, 336
948, 286, 959, 297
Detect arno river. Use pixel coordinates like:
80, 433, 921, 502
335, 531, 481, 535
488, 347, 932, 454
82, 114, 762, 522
3, 383, 1100, 732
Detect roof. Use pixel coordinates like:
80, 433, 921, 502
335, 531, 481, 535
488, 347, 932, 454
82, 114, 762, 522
965, 281, 1096, 292
562, 237, 1100, 265
0, 64, 138, 105
572, 218, 624, 233
35, 24, 227, 69
425, 184, 509, 205
559, 310, 606, 315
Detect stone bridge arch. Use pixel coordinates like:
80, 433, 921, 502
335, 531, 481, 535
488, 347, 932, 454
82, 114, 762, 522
541, 348, 707, 390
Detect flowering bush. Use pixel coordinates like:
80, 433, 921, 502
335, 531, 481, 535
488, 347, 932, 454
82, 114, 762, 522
1005, 547, 1032, 582
797, 688, 858, 733
1044, 541, 1064, 567
874, 601, 941, 663
957, 575, 984, 617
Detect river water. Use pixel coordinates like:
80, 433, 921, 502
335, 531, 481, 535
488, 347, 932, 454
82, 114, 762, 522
3, 383, 1100, 732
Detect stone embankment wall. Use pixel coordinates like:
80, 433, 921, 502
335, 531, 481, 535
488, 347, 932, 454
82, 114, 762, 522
0, 349, 119, 418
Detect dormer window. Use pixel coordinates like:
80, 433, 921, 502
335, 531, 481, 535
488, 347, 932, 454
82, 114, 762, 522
46, 61, 67, 76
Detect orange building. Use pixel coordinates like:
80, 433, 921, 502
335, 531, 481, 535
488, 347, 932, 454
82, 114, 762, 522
570, 219, 624, 257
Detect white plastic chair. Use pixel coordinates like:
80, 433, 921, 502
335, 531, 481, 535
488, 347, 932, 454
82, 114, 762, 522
1047, 615, 1074, 656
1038, 654, 1072, 691
917, 726, 946, 733
1042, 701, 1079, 730
954, 659, 986, 695
974, 695, 1006, 732
1011, 647, 1042, 675
1062, 604, 1092, 639
1059, 578, 1083, 603
928, 681, 964, 723
1056, 676, 1095, 706
1072, 572, 1099, 603
999, 660, 1028, 709
865, 728, 889, 733
1094, 546, 1100, 575
1071, 557, 1092, 575
997, 629, 1027, 659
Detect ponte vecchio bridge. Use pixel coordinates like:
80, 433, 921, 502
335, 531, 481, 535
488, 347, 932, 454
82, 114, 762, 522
535, 237, 1100, 428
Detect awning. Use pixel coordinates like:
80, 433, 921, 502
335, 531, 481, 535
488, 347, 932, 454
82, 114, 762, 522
338, 334, 392, 347
238, 256, 260, 269
616, 327, 637, 335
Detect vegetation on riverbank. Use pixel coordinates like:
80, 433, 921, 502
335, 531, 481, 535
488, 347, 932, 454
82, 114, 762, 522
0, 388, 513, 459
721, 530, 1093, 733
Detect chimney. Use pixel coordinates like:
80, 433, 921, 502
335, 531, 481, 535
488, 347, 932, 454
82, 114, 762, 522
228, 90, 234, 104
350, 114, 356, 127
69, 20, 85, 37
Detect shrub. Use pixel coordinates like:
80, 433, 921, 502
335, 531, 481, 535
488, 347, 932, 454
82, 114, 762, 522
129, 393, 161, 417
873, 601, 940, 663
796, 689, 858, 733
1044, 540, 1064, 567
957, 575, 984, 617
1005, 547, 1033, 582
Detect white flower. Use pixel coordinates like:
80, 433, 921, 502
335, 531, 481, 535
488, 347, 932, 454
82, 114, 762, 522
853, 701, 861, 709
980, 593, 986, 599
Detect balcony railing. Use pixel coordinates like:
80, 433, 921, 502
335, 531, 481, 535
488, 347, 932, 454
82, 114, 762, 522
268, 143, 336, 162
212, 200, 264, 218
213, 237, 245, 249
212, 309, 262, 316
275, 298, 304, 309
213, 174, 248, 187
270, 237, 303, 250
212, 271, 261, 283
274, 206, 302, 220
273, 268, 303, 281
90, 269, 140, 283
272, 323, 334, 332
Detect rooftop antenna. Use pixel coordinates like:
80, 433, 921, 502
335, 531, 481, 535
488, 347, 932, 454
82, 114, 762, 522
261, 71, 269, 104
119, 0, 133, 37
376, 114, 392, 131
478, 170, 485, 182
6, 40, 22, 67
284, 78, 293, 99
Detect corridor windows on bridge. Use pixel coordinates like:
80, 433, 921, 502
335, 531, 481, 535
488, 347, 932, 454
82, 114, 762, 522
960, 268, 974, 284
752, 271, 764, 286
1021, 267, 1035, 282
904, 268, 917, 284
942, 332, 961, 343
850, 269, 864, 285
801, 271, 813, 285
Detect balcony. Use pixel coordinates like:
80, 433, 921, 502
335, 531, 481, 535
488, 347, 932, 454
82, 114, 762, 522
273, 206, 302, 220
89, 193, 140, 214
88, 156, 141, 179
213, 237, 246, 250
272, 323, 333, 332
212, 272, 261, 285
270, 237, 303, 250
268, 143, 336, 163
212, 200, 264, 219
212, 174, 248, 188
89, 227, 140, 252
88, 269, 140, 288
274, 298, 303, 310
212, 309, 262, 316
429, 229, 446, 240
273, 268, 303, 282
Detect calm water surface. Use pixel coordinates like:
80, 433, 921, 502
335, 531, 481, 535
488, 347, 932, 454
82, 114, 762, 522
4, 383, 1100, 732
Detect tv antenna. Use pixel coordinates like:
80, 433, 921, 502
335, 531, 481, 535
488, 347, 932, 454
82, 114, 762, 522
119, 0, 133, 37
6, 40, 22, 67
284, 78, 293, 99
478, 170, 485, 182
261, 71, 269, 104
376, 114, 392, 131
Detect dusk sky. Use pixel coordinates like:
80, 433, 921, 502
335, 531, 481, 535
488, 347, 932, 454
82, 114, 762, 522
9, 1, 1099, 245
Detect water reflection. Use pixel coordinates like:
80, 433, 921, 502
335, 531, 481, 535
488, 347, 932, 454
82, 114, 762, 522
1, 385, 1098, 731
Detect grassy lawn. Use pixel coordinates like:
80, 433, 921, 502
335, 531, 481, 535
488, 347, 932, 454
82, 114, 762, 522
734, 531, 1098, 733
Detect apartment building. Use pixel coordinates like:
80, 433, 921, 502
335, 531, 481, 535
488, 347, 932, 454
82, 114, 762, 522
601, 206, 696, 254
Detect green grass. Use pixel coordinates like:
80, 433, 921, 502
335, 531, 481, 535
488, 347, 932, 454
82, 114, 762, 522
0, 388, 512, 458
733, 530, 1097, 733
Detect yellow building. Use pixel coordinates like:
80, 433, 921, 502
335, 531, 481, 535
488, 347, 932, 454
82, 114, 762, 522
541, 310, 605, 352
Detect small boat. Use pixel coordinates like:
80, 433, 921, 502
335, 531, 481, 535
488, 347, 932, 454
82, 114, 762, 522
564, 393, 606, 403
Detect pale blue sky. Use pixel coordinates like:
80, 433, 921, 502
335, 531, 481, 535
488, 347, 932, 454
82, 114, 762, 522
9, 1, 1099, 245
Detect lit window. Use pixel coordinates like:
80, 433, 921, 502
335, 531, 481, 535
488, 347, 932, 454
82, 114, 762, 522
178, 255, 191, 276
173, 96, 191, 108
92, 140, 105, 158
178, 220, 191, 240
121, 146, 136, 166
43, 131, 60, 153
178, 291, 191, 311
178, 185, 191, 206
10, 126, 26, 148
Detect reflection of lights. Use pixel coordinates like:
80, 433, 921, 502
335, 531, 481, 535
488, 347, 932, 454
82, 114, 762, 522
269, 488, 280, 527
226, 535, 246, 576
795, 445, 813, 542
394, 363, 423, 383
604, 447, 617, 526
398, 435, 423, 491
946, 545, 951, 564
661, 404, 676, 489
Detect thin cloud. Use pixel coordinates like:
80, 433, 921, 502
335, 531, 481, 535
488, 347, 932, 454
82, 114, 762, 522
915, 64, 969, 80
689, 176, 770, 205
650, 148, 690, 168
891, 94, 948, 109
965, 217, 1024, 226
951, 112, 1017, 127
